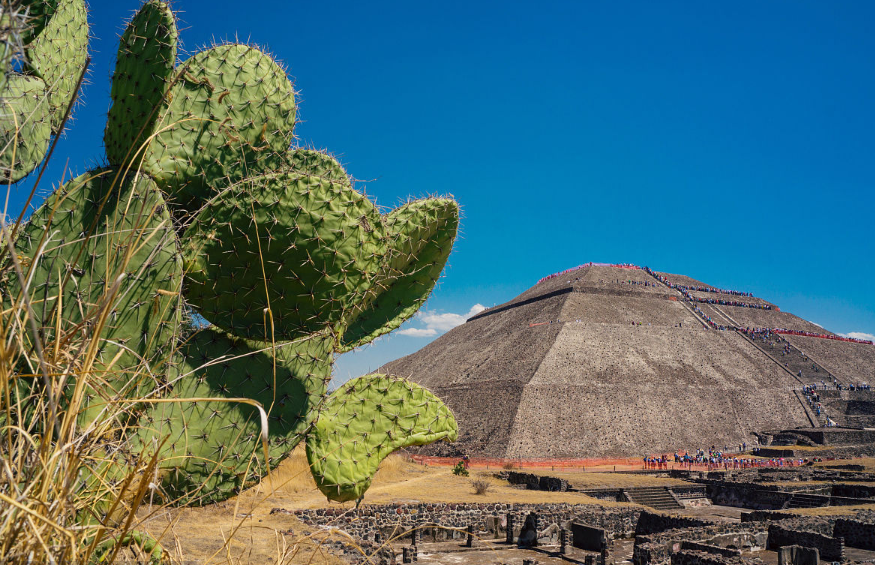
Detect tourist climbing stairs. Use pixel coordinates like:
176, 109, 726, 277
783, 493, 827, 509
624, 487, 683, 510
746, 332, 838, 386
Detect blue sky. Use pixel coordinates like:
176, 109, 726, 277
12, 0, 875, 384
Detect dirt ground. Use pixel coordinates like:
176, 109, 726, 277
132, 450, 650, 564
128, 451, 875, 563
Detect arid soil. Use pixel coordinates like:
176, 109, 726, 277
133, 451, 652, 564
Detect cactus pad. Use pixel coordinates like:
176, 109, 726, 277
0, 74, 51, 182
136, 328, 333, 505
181, 171, 386, 341
288, 148, 350, 184
8, 168, 182, 422
340, 198, 459, 351
25, 0, 88, 130
142, 43, 297, 211
105, 0, 177, 166
18, 1, 60, 44
306, 374, 457, 502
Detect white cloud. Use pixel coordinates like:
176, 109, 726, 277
841, 332, 875, 341
396, 327, 437, 337
397, 303, 487, 337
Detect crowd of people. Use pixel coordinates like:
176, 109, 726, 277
691, 296, 773, 310
800, 385, 835, 424
691, 304, 729, 330
643, 445, 814, 471
617, 279, 659, 288
680, 285, 753, 297
739, 327, 874, 346
643, 267, 752, 297
773, 328, 873, 346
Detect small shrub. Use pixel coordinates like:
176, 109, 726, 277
452, 461, 469, 476
472, 479, 490, 495
502, 461, 516, 470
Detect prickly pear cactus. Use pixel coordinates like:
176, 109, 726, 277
6, 168, 183, 424
25, 0, 88, 130
0, 75, 52, 182
340, 198, 460, 351
306, 374, 458, 502
104, 0, 177, 166
0, 0, 88, 182
139, 44, 297, 211
5, 0, 462, 509
288, 148, 351, 184
135, 329, 333, 504
181, 170, 386, 341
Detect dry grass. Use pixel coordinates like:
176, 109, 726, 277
815, 458, 875, 471
235, 451, 639, 511
0, 165, 181, 561
777, 504, 875, 517
472, 479, 490, 495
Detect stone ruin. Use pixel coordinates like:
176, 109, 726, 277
278, 466, 875, 565
283, 501, 875, 565
379, 264, 875, 459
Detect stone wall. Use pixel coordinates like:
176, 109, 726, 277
707, 484, 790, 510
766, 524, 844, 561
832, 483, 875, 499
504, 471, 569, 492
635, 511, 713, 536
633, 522, 769, 565
679, 541, 741, 557
671, 550, 749, 565
784, 427, 875, 446
740, 510, 801, 523
834, 518, 875, 550
571, 522, 607, 551
580, 488, 624, 502
288, 502, 642, 544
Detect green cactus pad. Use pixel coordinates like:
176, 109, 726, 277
142, 43, 296, 211
306, 374, 457, 502
105, 0, 177, 166
0, 74, 51, 182
288, 148, 350, 184
136, 328, 333, 505
8, 168, 182, 422
181, 171, 386, 341
25, 0, 88, 131
18, 0, 60, 44
339, 198, 459, 351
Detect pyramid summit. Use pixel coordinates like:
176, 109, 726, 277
379, 263, 875, 459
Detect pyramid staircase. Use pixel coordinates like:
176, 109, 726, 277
624, 487, 683, 510
750, 333, 837, 386
783, 493, 827, 509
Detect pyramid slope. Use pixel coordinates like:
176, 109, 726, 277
505, 324, 808, 458
379, 264, 871, 458
785, 335, 875, 384
383, 290, 567, 456
714, 306, 832, 335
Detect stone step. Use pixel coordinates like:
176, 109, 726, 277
624, 488, 683, 510
784, 494, 828, 509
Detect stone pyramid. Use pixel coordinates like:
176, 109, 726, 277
378, 264, 875, 458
